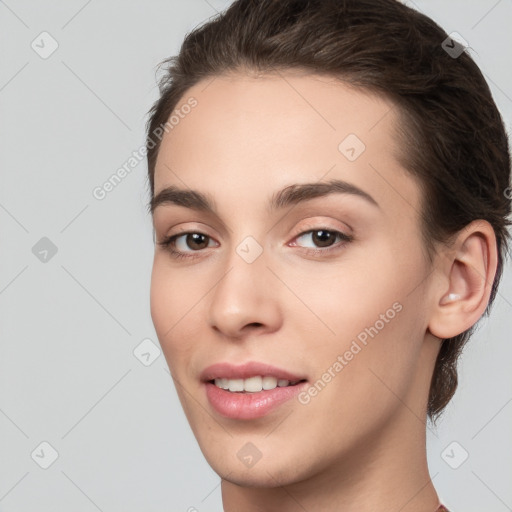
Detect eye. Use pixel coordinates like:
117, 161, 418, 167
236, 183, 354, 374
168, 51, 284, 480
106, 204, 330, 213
158, 232, 218, 260
290, 228, 353, 254
158, 227, 353, 260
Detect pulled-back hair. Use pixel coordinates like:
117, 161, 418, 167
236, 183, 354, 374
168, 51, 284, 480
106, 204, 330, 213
145, 0, 511, 423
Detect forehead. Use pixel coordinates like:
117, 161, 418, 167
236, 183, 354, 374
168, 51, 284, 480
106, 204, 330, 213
153, 71, 419, 218
155, 71, 397, 168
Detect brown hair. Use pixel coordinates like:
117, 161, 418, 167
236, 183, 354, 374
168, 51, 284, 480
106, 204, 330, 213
145, 0, 511, 423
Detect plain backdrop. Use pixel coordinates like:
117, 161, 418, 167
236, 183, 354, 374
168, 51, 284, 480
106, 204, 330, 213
0, 1, 511, 511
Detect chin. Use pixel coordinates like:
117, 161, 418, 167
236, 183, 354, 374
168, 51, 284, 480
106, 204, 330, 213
216, 463, 304, 489
199, 441, 312, 488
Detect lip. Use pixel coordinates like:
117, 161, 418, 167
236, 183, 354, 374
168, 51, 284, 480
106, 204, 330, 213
200, 361, 306, 382
204, 380, 309, 420
200, 361, 308, 420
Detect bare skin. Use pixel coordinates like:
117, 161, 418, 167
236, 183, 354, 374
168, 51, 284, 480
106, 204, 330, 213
149, 70, 497, 511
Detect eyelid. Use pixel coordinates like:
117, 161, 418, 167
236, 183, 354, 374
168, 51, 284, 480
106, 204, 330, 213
162, 223, 220, 241
160, 229, 219, 250
289, 218, 353, 239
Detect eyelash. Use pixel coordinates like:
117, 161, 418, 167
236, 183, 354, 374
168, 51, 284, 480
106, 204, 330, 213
157, 228, 354, 261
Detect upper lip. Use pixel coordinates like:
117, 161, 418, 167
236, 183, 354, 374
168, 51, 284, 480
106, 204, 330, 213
200, 361, 307, 382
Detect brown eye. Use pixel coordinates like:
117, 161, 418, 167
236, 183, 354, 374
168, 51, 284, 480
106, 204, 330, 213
184, 233, 210, 250
311, 230, 337, 247
158, 231, 218, 260
294, 229, 350, 250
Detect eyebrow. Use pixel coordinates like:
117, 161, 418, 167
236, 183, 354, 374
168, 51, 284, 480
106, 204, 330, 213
149, 179, 379, 215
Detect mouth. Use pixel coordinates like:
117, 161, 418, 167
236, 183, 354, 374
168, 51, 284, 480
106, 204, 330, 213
200, 360, 307, 384
200, 361, 309, 419
203, 378, 309, 419
207, 376, 308, 393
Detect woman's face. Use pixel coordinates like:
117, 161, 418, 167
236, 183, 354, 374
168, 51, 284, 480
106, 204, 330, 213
150, 71, 441, 486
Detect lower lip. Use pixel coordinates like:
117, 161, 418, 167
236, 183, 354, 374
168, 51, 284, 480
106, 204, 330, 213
204, 381, 308, 420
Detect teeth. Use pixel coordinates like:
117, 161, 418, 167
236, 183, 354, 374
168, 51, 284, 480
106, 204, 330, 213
213, 376, 300, 392
263, 376, 276, 390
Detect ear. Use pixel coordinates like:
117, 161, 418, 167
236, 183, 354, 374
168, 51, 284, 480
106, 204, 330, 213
428, 220, 498, 340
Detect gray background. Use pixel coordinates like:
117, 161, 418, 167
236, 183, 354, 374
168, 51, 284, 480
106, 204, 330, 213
0, 1, 511, 511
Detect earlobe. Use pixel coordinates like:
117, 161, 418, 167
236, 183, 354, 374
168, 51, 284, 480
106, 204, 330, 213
428, 220, 498, 340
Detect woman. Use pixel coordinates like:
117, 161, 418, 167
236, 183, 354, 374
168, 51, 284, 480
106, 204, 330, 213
145, 0, 510, 510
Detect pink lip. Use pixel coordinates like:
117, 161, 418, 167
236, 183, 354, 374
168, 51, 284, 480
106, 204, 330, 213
200, 361, 308, 420
200, 361, 306, 382
204, 381, 309, 420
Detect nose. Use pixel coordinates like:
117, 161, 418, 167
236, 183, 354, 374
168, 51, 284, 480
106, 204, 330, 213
207, 245, 283, 339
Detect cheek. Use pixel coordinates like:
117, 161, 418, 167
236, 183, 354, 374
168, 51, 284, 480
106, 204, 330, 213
277, 252, 405, 339
149, 260, 190, 358
282, 245, 426, 379
149, 258, 208, 369
150, 256, 200, 331
324, 254, 427, 406
149, 261, 173, 338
